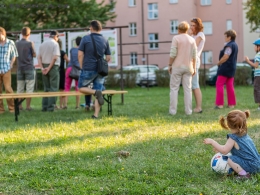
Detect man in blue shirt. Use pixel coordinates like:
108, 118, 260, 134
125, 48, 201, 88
0, 27, 18, 113
78, 20, 111, 119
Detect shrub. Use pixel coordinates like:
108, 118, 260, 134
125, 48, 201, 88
155, 70, 170, 87
234, 66, 252, 86
105, 70, 138, 88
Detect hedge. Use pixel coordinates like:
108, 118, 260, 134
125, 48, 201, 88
8, 67, 253, 91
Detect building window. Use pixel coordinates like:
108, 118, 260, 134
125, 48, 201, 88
129, 0, 136, 7
149, 33, 159, 49
169, 0, 178, 3
226, 20, 232, 30
110, 0, 115, 12
226, 0, 232, 4
201, 0, 211, 6
129, 23, 137, 36
203, 22, 212, 35
130, 53, 138, 65
201, 51, 213, 64
170, 20, 178, 34
148, 3, 158, 19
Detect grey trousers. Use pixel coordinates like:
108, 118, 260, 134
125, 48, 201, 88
42, 64, 60, 111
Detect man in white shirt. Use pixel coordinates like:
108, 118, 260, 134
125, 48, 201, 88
38, 30, 60, 112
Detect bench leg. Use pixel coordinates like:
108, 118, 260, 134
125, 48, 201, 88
14, 98, 25, 122
103, 95, 112, 115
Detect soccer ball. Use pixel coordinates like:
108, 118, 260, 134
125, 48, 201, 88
211, 152, 233, 174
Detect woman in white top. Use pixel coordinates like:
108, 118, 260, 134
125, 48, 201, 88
190, 18, 206, 113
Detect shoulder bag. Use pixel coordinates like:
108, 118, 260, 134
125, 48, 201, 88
69, 65, 81, 80
90, 34, 108, 77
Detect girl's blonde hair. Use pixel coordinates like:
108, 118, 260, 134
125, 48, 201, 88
219, 110, 250, 136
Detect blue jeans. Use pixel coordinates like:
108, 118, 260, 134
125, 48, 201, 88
78, 70, 104, 90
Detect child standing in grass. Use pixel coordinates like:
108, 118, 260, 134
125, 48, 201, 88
245, 38, 260, 110
204, 110, 260, 179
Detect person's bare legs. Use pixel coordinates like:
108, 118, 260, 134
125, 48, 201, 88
193, 88, 202, 112
227, 158, 244, 174
26, 98, 32, 109
93, 99, 101, 117
64, 96, 68, 108
79, 87, 103, 117
76, 95, 80, 108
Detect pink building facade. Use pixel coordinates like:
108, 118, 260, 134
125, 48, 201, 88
98, 0, 246, 69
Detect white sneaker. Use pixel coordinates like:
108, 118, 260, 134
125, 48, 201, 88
257, 107, 260, 111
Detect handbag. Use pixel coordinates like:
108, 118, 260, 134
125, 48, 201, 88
90, 34, 108, 77
69, 65, 81, 80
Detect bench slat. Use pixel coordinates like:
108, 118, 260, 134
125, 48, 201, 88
0, 90, 128, 99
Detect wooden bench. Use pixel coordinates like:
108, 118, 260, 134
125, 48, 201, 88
0, 90, 128, 121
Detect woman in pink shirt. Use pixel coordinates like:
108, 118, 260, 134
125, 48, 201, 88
168, 21, 197, 115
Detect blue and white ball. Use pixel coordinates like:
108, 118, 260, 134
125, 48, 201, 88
211, 152, 233, 174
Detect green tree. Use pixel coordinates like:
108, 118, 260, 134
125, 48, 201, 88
0, 0, 116, 31
244, 0, 260, 32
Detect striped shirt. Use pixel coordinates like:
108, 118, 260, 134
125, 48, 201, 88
0, 38, 18, 74
254, 52, 260, 77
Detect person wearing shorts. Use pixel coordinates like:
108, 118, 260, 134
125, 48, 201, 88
190, 18, 205, 113
78, 20, 111, 119
16, 27, 36, 111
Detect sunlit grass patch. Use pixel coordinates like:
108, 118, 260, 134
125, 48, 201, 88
0, 86, 259, 194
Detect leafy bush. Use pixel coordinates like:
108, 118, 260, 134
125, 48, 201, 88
105, 70, 119, 87
155, 70, 170, 87
234, 66, 252, 85
105, 70, 138, 88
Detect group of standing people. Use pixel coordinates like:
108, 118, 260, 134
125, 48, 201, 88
168, 18, 205, 115
168, 17, 241, 115
0, 20, 111, 119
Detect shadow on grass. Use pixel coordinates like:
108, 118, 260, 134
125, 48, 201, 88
1, 122, 260, 194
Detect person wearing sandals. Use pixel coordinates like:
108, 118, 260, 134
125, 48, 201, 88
215, 30, 238, 109
78, 20, 111, 119
64, 36, 81, 109
57, 38, 70, 109
190, 18, 205, 113
15, 27, 36, 111
204, 110, 260, 179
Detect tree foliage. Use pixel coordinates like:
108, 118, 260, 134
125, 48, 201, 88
244, 0, 260, 32
0, 0, 116, 31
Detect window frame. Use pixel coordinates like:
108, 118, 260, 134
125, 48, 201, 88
148, 3, 158, 20
201, 51, 213, 64
169, 0, 178, 4
226, 20, 232, 30
201, 0, 212, 6
128, 0, 136, 7
170, 20, 178, 34
129, 23, 137, 36
148, 33, 159, 50
109, 0, 115, 12
130, 52, 138, 65
203, 21, 213, 35
226, 0, 232, 4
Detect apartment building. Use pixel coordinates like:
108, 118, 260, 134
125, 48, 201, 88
98, 0, 258, 68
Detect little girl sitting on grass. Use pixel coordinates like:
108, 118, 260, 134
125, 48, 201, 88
204, 110, 260, 179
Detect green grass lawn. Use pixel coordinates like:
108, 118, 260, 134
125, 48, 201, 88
1, 86, 260, 194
